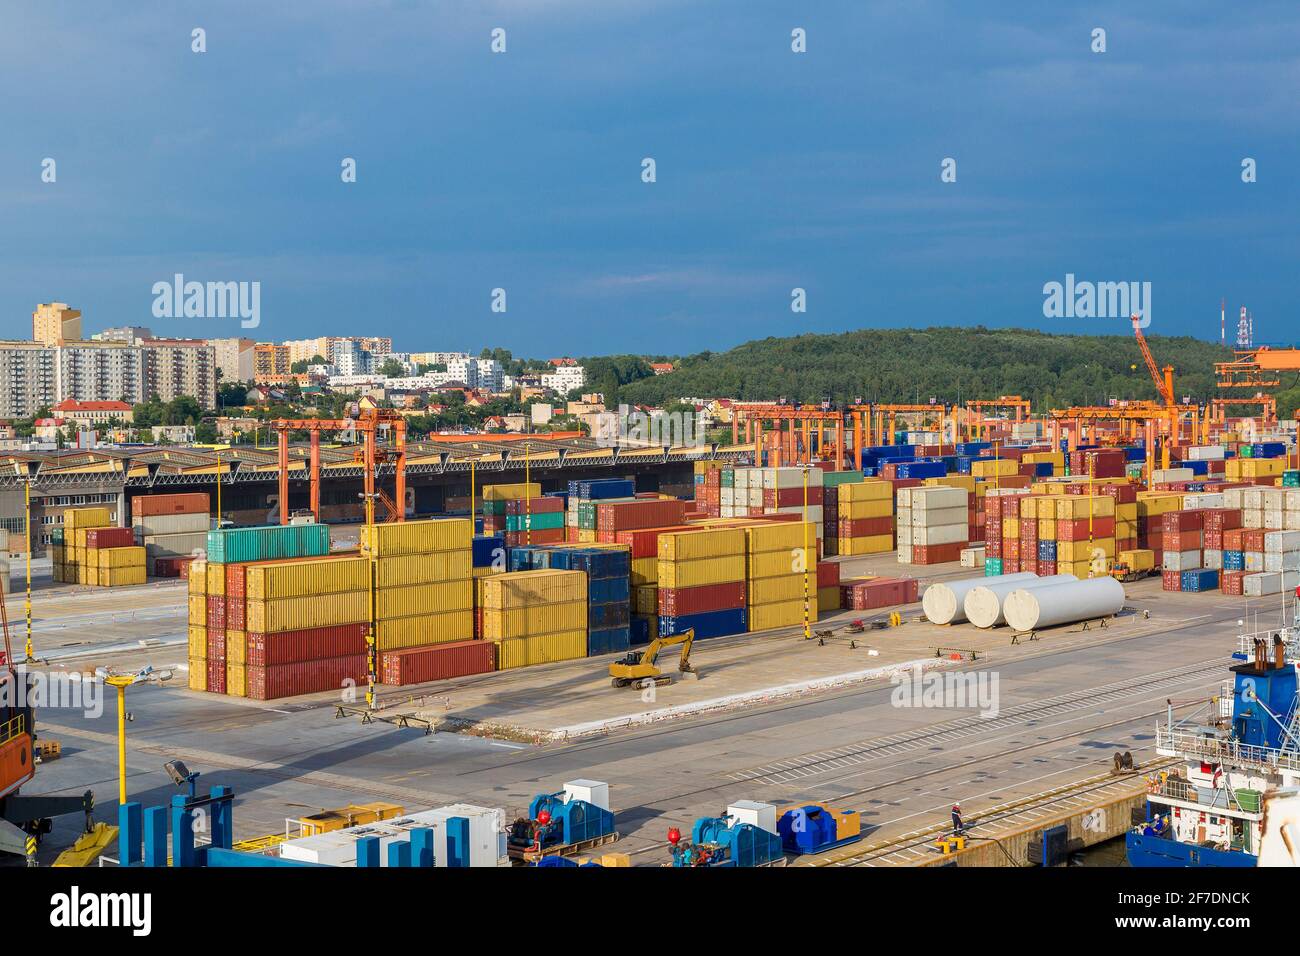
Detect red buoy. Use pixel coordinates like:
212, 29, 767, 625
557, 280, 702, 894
667, 827, 681, 845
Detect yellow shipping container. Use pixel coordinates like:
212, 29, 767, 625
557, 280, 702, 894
658, 527, 746, 562
840, 498, 893, 520
746, 549, 812, 580
1118, 548, 1155, 572
478, 569, 587, 609
189, 559, 207, 595
97, 546, 146, 570
633, 585, 658, 616
1136, 493, 1183, 516
1002, 517, 1020, 538
1060, 558, 1096, 578
188, 595, 207, 626
246, 556, 369, 600
928, 475, 976, 493
206, 562, 227, 597
838, 480, 892, 503
631, 556, 658, 585
817, 586, 840, 613
226, 630, 247, 666
496, 630, 586, 670
187, 626, 207, 657
971, 459, 1018, 478
576, 530, 597, 543
1024, 451, 1065, 468
226, 661, 247, 698
1054, 496, 1115, 519
482, 599, 586, 640
374, 609, 474, 651
1116, 502, 1138, 521
63, 507, 112, 530
744, 522, 816, 554
472, 564, 502, 579
482, 482, 542, 501
659, 554, 746, 589
1057, 538, 1116, 562
188, 658, 207, 692
748, 574, 810, 605
359, 518, 472, 558
837, 534, 893, 555
374, 551, 471, 588
748, 599, 807, 632
245, 591, 369, 633
377, 580, 473, 619
100, 566, 146, 587
1038, 518, 1057, 540
1241, 458, 1284, 479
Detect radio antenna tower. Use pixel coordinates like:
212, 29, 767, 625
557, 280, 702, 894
1236, 306, 1252, 349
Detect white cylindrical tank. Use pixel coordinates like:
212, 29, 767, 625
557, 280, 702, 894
964, 574, 1078, 628
922, 572, 1036, 625
1003, 576, 1126, 632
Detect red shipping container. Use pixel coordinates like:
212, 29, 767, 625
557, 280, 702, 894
1004, 538, 1021, 559
1039, 559, 1057, 575
1162, 511, 1202, 533
1021, 558, 1039, 575
762, 486, 824, 510
84, 527, 135, 548
226, 563, 247, 599
1161, 570, 1182, 592
816, 561, 840, 589
206, 596, 225, 632
1164, 530, 1202, 552
226, 594, 245, 631
504, 497, 565, 515
246, 654, 368, 701
614, 525, 695, 559
1202, 508, 1242, 532
1099, 482, 1138, 504
910, 542, 965, 565
839, 576, 918, 610
1056, 516, 1116, 542
132, 492, 211, 518
504, 528, 565, 546
986, 537, 1002, 558
659, 581, 746, 616
1002, 557, 1021, 573
1223, 528, 1245, 551
206, 658, 227, 693
380, 640, 496, 685
1220, 571, 1245, 596
1242, 530, 1268, 552
246, 624, 370, 667
205, 629, 226, 660
837, 516, 893, 538
596, 498, 687, 532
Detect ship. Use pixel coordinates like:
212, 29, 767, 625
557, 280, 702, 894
1127, 629, 1300, 867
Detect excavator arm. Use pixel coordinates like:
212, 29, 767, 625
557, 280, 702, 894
608, 629, 696, 686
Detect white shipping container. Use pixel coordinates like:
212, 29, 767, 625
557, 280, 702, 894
1243, 510, 1264, 529
1152, 468, 1195, 483
896, 526, 912, 546
960, 546, 986, 569
1203, 549, 1223, 570
908, 487, 967, 510
1181, 493, 1225, 510
1188, 445, 1225, 461
910, 506, 967, 528
1263, 510, 1285, 531
1245, 552, 1266, 572
761, 467, 823, 489
1286, 511, 1300, 532
1263, 552, 1300, 573
1222, 487, 1246, 510
1243, 571, 1300, 597
897, 545, 914, 564
132, 512, 211, 536
143, 531, 209, 559
728, 800, 778, 835
910, 524, 968, 547
1162, 549, 1202, 572
1243, 489, 1264, 510
1261, 488, 1286, 509
1285, 489, 1300, 510
1264, 530, 1300, 553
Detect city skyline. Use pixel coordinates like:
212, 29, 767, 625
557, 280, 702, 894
4, 3, 1297, 353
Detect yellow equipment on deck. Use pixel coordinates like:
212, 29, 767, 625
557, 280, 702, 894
609, 628, 696, 687
290, 802, 404, 837
51, 822, 118, 867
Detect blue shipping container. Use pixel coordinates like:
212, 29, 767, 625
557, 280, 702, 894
659, 607, 747, 640
1181, 569, 1219, 592
473, 535, 505, 568
1223, 551, 1245, 571
587, 626, 632, 657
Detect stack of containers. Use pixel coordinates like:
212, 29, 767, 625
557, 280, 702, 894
186, 558, 212, 691
238, 555, 370, 700
569, 478, 637, 542
722, 468, 761, 518
1136, 491, 1183, 566
1247, 531, 1300, 595
657, 527, 747, 638
1054, 494, 1116, 579
744, 521, 817, 631
478, 569, 587, 669
693, 462, 726, 518
362, 519, 475, 659
1160, 510, 1203, 591
132, 493, 210, 573
57, 507, 113, 584
548, 547, 632, 656
88, 528, 147, 587
816, 560, 841, 612
762, 468, 824, 541
835, 479, 894, 555
595, 498, 687, 543
504, 496, 565, 547
1198, 507, 1242, 572
898, 486, 967, 565
480, 483, 541, 539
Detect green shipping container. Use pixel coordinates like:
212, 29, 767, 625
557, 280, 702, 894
505, 512, 564, 532
823, 470, 865, 488
984, 557, 1004, 577
206, 524, 331, 564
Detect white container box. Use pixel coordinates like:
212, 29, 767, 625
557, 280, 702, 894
563, 780, 609, 811
1264, 531, 1300, 553
1245, 552, 1266, 572
910, 506, 967, 528
1203, 549, 1223, 570
1162, 549, 1202, 572
911, 524, 967, 546
727, 800, 777, 835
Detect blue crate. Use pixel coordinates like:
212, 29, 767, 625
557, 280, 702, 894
658, 607, 747, 640
589, 602, 631, 630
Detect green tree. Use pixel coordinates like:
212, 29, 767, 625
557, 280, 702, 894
379, 358, 406, 378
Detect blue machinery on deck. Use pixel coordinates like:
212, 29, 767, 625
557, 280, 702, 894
116, 786, 475, 868
776, 804, 863, 856
668, 815, 784, 868
507, 783, 619, 864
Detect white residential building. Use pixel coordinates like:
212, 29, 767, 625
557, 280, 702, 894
541, 365, 586, 395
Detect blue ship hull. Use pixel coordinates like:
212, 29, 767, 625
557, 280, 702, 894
1126, 831, 1256, 868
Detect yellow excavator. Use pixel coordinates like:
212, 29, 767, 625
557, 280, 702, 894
609, 629, 696, 688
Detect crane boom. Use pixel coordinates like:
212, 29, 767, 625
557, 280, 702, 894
1133, 314, 1174, 406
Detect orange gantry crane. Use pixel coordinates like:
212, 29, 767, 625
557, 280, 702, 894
731, 404, 846, 467
1216, 345, 1300, 390
273, 403, 407, 525
962, 395, 1032, 441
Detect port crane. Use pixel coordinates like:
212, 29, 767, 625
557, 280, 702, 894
1131, 314, 1175, 407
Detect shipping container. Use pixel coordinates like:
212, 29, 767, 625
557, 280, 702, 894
245, 591, 369, 633
132, 492, 210, 518
246, 624, 369, 667
495, 631, 586, 670
658, 581, 746, 616
245, 556, 369, 599
380, 640, 496, 685
207, 524, 331, 564
373, 609, 475, 651
84, 527, 135, 549
246, 655, 369, 700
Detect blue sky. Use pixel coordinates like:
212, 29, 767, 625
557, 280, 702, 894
3, 1, 1296, 354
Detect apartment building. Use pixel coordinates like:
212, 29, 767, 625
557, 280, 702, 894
52, 399, 134, 426
32, 303, 82, 347
0, 342, 57, 418
284, 337, 330, 365
209, 337, 256, 383
540, 364, 586, 395
92, 326, 153, 345
253, 343, 293, 383
141, 339, 217, 407
56, 341, 146, 405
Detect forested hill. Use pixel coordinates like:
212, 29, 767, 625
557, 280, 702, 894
615, 326, 1246, 413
